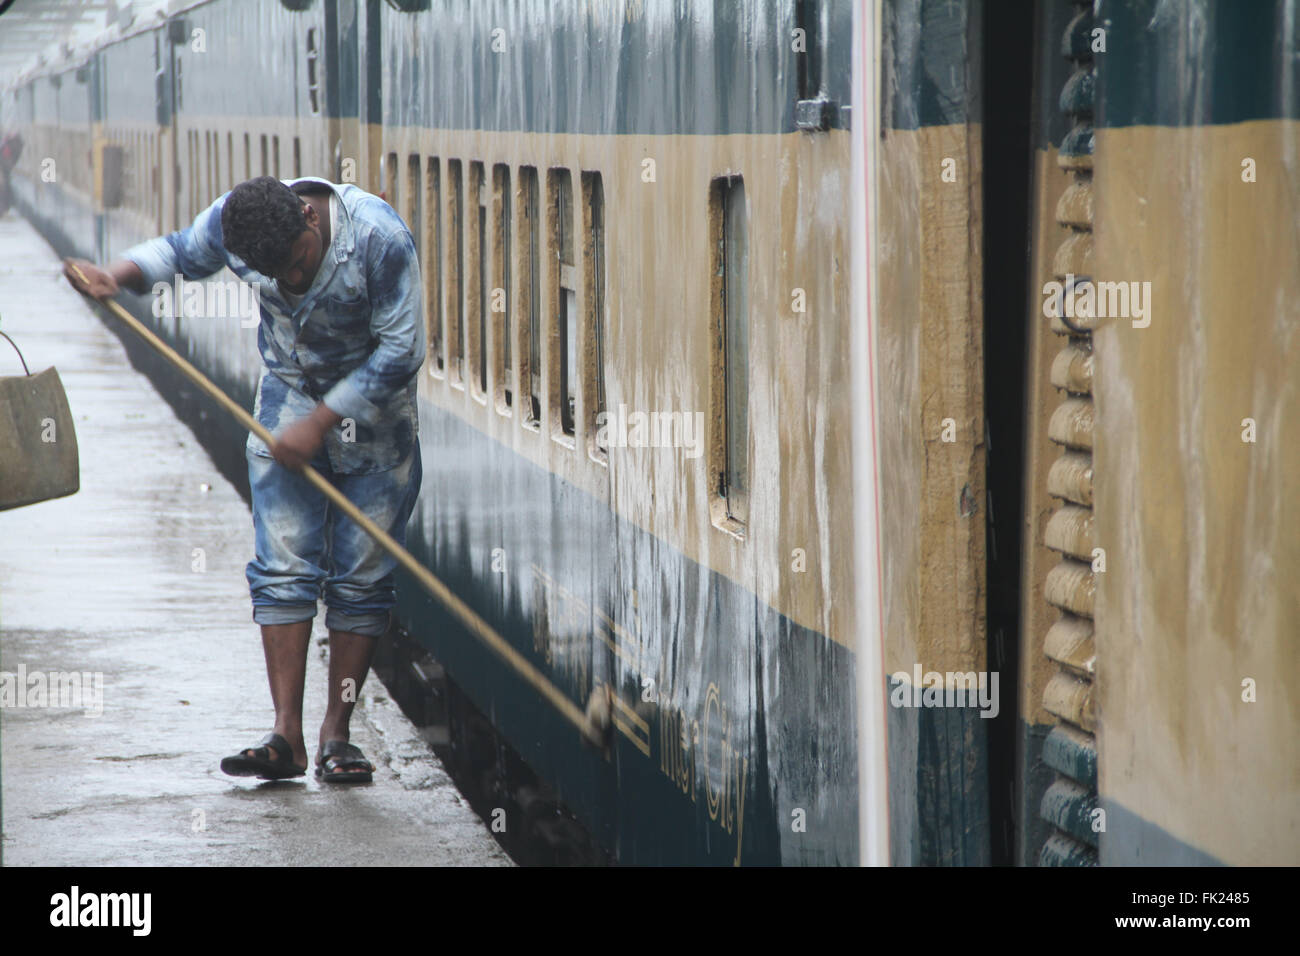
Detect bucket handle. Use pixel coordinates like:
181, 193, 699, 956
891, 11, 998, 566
0, 329, 31, 376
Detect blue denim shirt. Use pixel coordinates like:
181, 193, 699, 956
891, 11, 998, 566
122, 177, 424, 474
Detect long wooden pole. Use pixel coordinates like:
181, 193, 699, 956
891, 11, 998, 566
69, 266, 606, 748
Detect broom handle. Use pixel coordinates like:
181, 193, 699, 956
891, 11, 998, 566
68, 265, 605, 747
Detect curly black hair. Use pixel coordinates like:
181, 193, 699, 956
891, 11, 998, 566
220, 176, 311, 275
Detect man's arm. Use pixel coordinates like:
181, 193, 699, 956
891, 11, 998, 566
272, 218, 424, 471
271, 401, 344, 471
64, 193, 230, 299
63, 258, 148, 297
319, 222, 426, 427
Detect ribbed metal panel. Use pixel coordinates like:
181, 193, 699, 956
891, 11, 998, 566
1041, 778, 1099, 847
1046, 451, 1094, 505
1054, 180, 1094, 228
1038, 0, 1099, 866
1047, 396, 1094, 449
1039, 830, 1096, 866
1042, 724, 1098, 789
1049, 342, 1094, 393
1043, 671, 1096, 732
1044, 615, 1096, 678
1044, 559, 1095, 616
1044, 504, 1095, 559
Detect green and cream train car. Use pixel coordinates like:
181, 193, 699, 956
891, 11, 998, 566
1, 0, 1294, 864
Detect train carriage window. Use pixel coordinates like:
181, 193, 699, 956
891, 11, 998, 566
126, 132, 133, 210
384, 152, 398, 210
446, 159, 465, 385
492, 164, 512, 412
709, 175, 749, 530
426, 157, 444, 375
151, 132, 158, 221
470, 161, 488, 398
190, 130, 199, 218
408, 153, 431, 379
548, 168, 576, 440
407, 155, 422, 264
306, 28, 321, 116
581, 171, 607, 462
518, 166, 542, 427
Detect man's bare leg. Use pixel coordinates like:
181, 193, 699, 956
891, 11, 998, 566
318, 628, 379, 774
257, 620, 312, 770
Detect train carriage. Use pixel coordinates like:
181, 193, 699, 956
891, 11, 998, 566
3, 0, 1296, 866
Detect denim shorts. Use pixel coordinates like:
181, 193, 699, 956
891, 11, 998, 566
245, 444, 422, 638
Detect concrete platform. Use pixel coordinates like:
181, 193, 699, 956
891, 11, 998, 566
0, 210, 510, 866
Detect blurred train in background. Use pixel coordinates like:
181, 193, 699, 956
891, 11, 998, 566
2, 0, 1295, 865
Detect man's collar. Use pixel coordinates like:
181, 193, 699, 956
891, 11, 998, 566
284, 177, 355, 262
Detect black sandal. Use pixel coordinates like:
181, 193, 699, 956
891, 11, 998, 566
316, 740, 375, 783
220, 733, 307, 780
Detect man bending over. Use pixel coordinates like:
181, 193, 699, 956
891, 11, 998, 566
65, 175, 425, 782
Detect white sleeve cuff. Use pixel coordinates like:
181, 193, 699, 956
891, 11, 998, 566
322, 376, 380, 426
121, 237, 179, 290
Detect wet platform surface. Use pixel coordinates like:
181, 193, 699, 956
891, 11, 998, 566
0, 211, 510, 866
